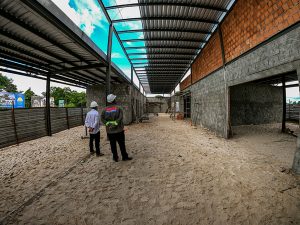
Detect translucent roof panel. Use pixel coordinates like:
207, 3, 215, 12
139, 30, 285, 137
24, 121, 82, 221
52, 0, 110, 54
112, 33, 131, 79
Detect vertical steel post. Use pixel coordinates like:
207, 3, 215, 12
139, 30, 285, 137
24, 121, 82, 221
66, 107, 70, 129
282, 76, 286, 133
80, 104, 84, 125
292, 69, 300, 174
130, 65, 134, 122
46, 73, 52, 136
11, 102, 19, 145
106, 23, 113, 105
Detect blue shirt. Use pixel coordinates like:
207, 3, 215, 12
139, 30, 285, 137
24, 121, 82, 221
85, 109, 100, 134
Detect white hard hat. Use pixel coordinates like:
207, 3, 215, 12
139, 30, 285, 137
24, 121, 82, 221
107, 94, 116, 103
90, 101, 98, 108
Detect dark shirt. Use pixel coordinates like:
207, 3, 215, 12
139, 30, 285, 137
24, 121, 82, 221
101, 104, 124, 134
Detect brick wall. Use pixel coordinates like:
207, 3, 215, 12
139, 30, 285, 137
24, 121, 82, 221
191, 32, 223, 83
180, 74, 192, 90
189, 0, 300, 85
222, 0, 300, 62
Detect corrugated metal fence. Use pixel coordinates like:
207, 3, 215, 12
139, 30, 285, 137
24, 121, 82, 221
0, 107, 87, 149
286, 104, 300, 121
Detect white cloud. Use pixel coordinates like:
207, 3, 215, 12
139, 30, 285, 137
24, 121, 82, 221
111, 52, 122, 58
51, 0, 104, 36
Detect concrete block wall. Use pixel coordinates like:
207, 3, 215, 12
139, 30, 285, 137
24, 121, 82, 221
189, 25, 300, 137
86, 84, 106, 110
230, 84, 283, 126
86, 83, 145, 125
190, 70, 227, 137
146, 97, 170, 113
182, 0, 300, 137
111, 83, 132, 124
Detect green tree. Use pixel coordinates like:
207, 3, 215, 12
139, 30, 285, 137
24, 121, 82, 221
0, 73, 18, 92
24, 88, 36, 108
47, 86, 86, 107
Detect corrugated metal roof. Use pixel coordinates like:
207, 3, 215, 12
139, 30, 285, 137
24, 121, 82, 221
0, 0, 129, 88
108, 0, 235, 93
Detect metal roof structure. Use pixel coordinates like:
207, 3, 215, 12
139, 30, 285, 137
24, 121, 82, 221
106, 0, 236, 93
0, 0, 130, 89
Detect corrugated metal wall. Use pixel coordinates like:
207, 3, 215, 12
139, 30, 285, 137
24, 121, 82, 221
0, 107, 87, 149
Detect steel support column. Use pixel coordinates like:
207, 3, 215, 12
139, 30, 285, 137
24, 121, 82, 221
106, 23, 113, 105
46, 73, 52, 136
292, 69, 300, 174
282, 76, 286, 132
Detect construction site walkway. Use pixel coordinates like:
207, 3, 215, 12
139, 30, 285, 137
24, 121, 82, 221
0, 114, 299, 225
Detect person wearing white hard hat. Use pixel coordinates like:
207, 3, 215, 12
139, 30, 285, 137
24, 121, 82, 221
85, 101, 103, 156
101, 94, 132, 162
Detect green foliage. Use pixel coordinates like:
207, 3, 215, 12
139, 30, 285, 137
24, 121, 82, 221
0, 73, 18, 92
49, 87, 86, 107
24, 88, 36, 108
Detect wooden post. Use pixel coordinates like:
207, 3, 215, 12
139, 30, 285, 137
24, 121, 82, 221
11, 102, 19, 145
66, 107, 70, 129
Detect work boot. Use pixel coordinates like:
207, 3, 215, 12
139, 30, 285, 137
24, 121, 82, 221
122, 157, 133, 161
113, 158, 119, 162
96, 153, 104, 157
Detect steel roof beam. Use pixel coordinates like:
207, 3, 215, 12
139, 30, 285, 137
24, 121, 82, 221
0, 68, 87, 89
0, 30, 114, 83
0, 10, 107, 67
135, 65, 187, 68
122, 38, 206, 43
106, 3, 227, 12
128, 52, 195, 56
133, 62, 190, 65
53, 63, 105, 74
125, 46, 200, 50
0, 51, 100, 85
118, 28, 211, 35
112, 17, 219, 24
0, 59, 92, 86
131, 57, 193, 61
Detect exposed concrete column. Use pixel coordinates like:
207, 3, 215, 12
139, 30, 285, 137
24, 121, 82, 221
106, 23, 113, 105
218, 27, 231, 138
292, 69, 300, 174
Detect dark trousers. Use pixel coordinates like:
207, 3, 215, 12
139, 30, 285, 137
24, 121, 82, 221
89, 131, 100, 154
107, 131, 128, 160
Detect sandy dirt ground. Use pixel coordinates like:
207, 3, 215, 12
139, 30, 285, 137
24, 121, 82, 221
0, 114, 300, 225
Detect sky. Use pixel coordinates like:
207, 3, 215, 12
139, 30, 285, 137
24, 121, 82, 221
1, 0, 300, 97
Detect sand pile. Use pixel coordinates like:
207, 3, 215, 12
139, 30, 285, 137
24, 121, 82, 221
0, 114, 299, 225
